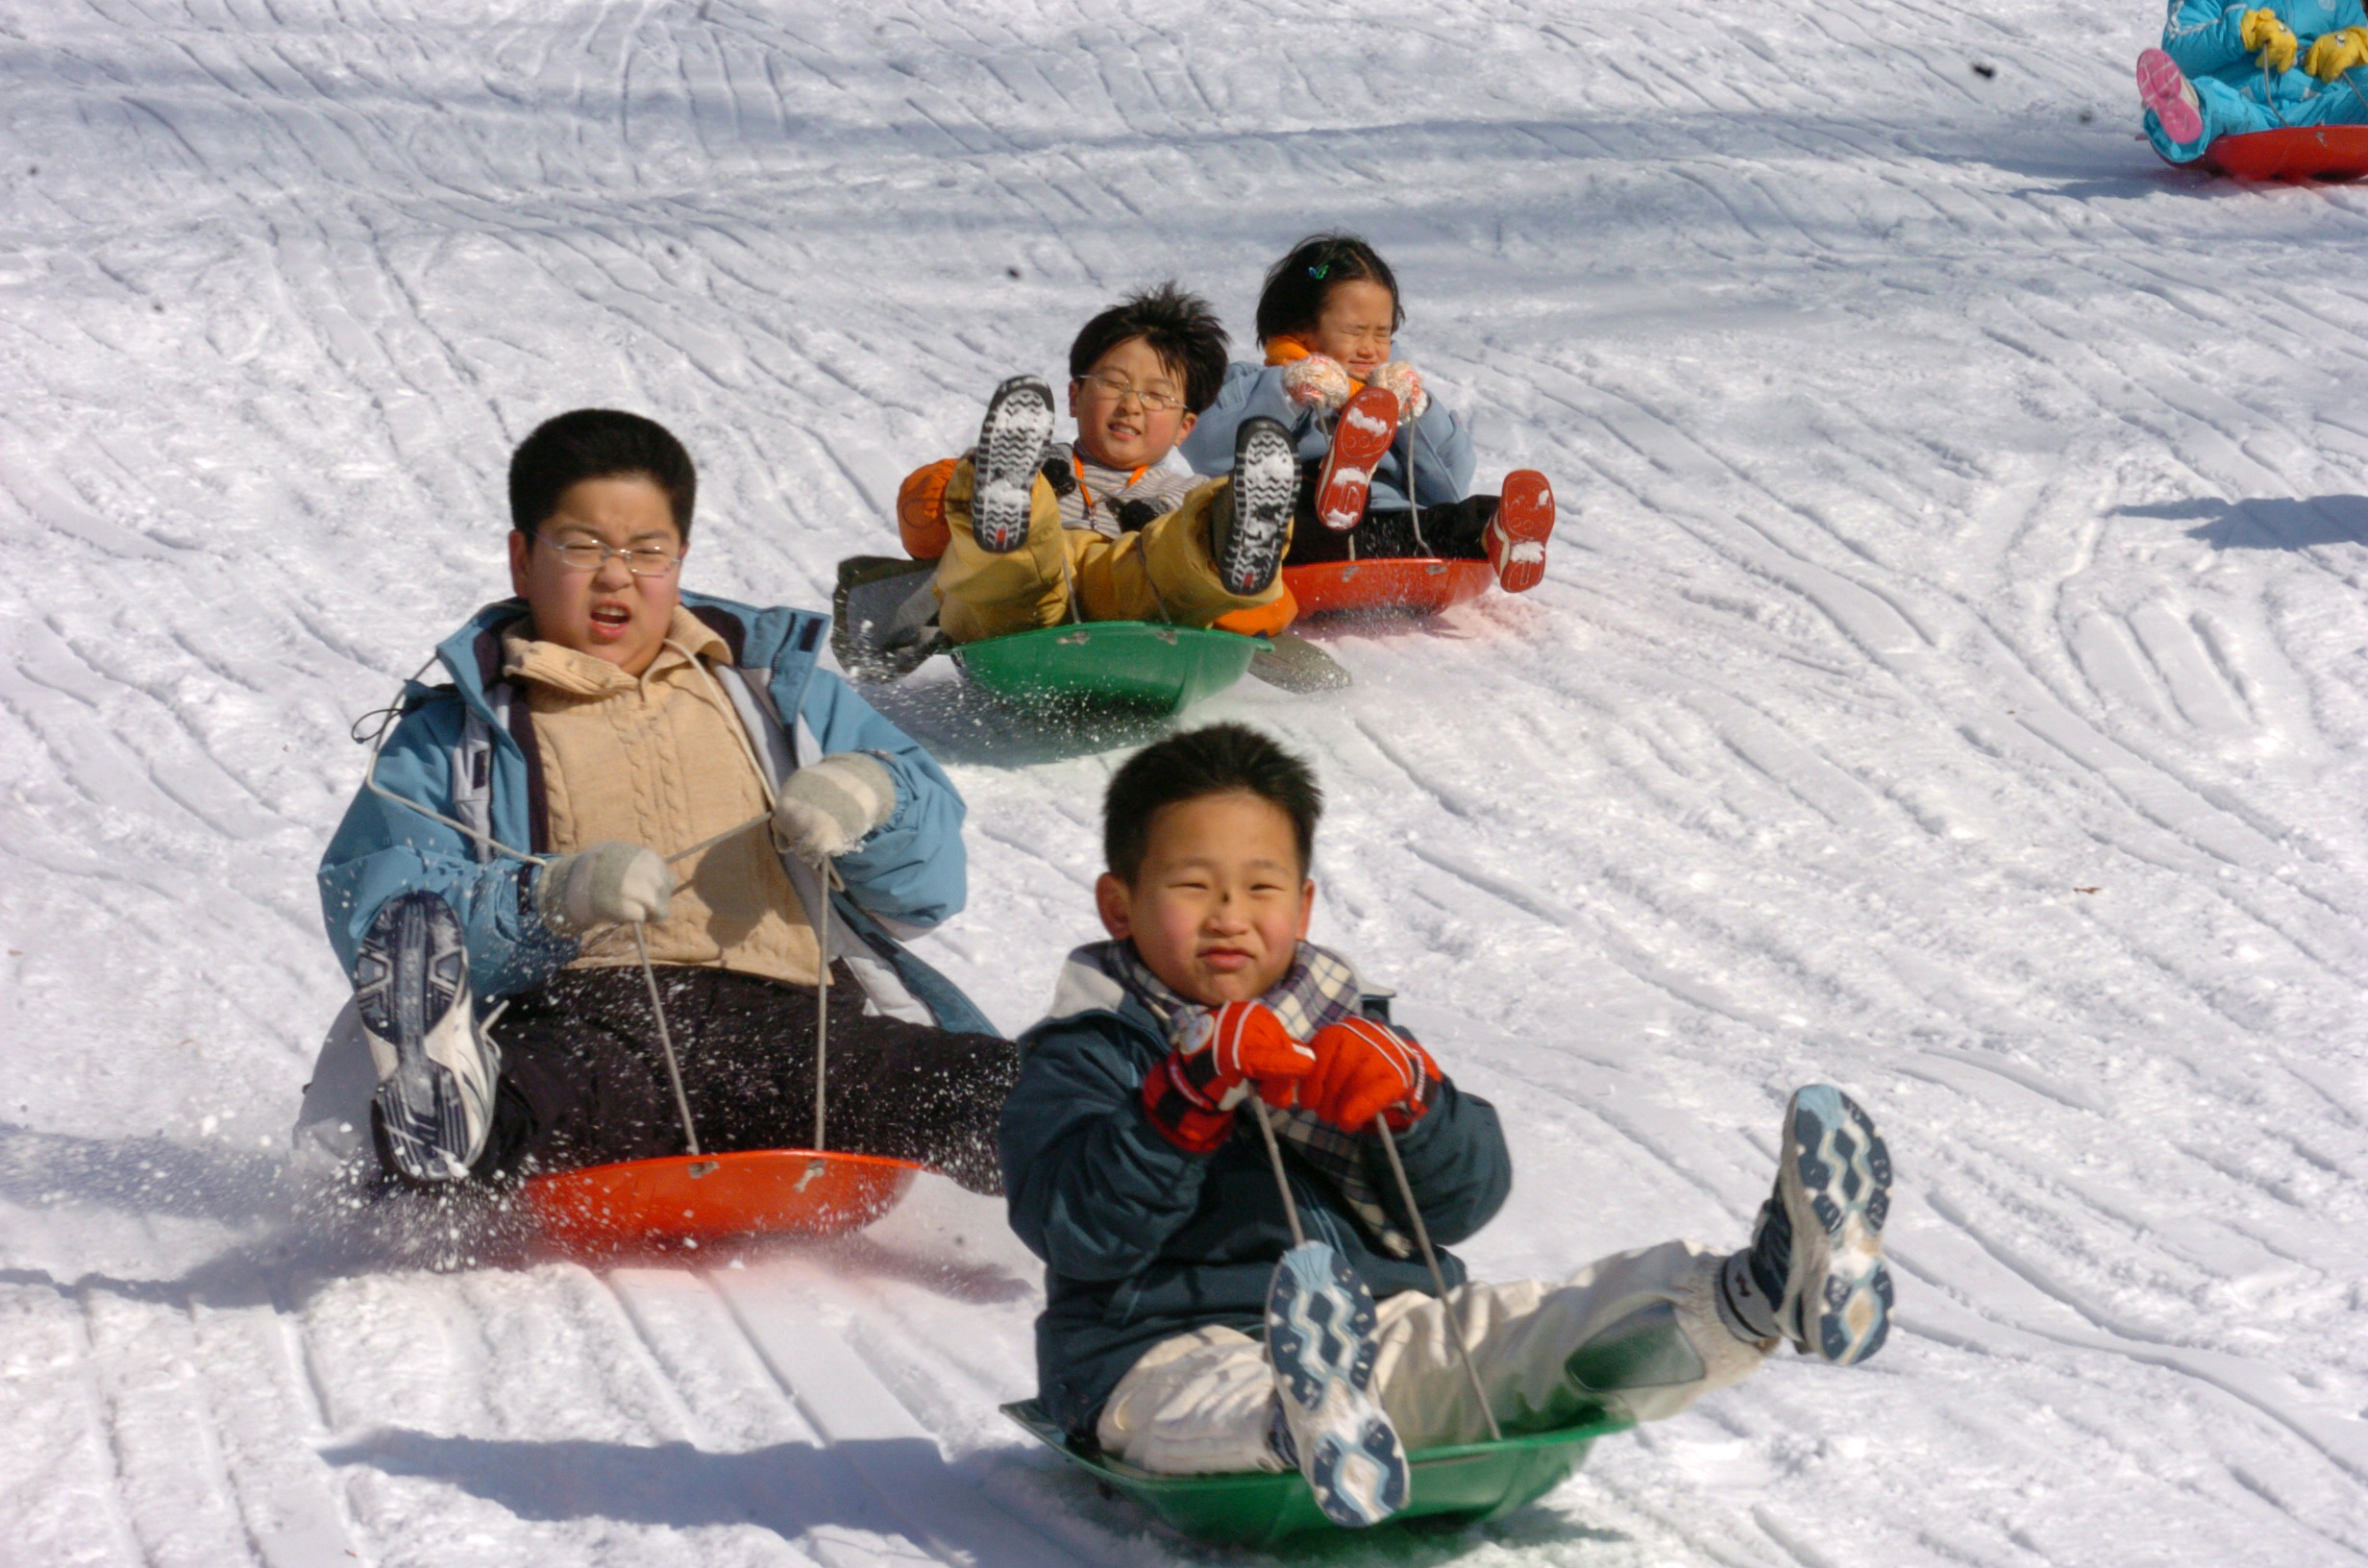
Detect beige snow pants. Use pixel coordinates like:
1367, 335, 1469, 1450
1096, 1240, 1769, 1475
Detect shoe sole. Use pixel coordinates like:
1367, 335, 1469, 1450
1222, 419, 1297, 598
1489, 471, 1555, 593
972, 376, 1054, 554
1782, 1086, 1894, 1365
2136, 49, 2204, 145
1267, 1240, 1409, 1528
357, 892, 495, 1183
1314, 385, 1399, 531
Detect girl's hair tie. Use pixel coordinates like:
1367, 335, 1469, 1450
1307, 262, 1329, 280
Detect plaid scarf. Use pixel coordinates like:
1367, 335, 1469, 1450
1085, 940, 1415, 1260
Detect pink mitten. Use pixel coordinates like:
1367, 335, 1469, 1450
1369, 360, 1428, 420
1281, 354, 1353, 413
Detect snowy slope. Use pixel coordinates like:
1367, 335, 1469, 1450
7, 0, 2368, 1562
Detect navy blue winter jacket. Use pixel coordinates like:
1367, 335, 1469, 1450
999, 974, 1514, 1436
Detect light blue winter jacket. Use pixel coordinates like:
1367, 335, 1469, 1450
1178, 361, 1476, 511
2165, 0, 2368, 107
317, 591, 987, 1030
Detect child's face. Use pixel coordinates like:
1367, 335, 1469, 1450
1302, 279, 1396, 380
1096, 791, 1314, 1006
1069, 335, 1197, 472
506, 475, 684, 677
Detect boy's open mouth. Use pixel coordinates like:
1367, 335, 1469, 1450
588, 602, 633, 640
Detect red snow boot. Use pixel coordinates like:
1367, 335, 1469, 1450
1312, 385, 1399, 532
1487, 471, 1555, 593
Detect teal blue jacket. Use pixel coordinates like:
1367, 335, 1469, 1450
2165, 0, 2367, 105
316, 592, 984, 1028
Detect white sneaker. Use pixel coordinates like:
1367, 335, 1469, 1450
1265, 1239, 1409, 1527
356, 892, 500, 1182
1724, 1086, 1894, 1364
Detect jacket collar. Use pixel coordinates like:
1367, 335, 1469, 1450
425, 590, 828, 737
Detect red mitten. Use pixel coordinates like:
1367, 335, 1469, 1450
1142, 1001, 1318, 1153
1302, 1017, 1442, 1133
1281, 354, 1353, 413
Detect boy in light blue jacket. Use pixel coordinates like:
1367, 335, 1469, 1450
313, 409, 1015, 1191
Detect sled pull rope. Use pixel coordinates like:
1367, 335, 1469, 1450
812, 859, 837, 1154
633, 921, 703, 1158
1400, 420, 1429, 557
1247, 1097, 1307, 1249
1373, 1118, 1500, 1442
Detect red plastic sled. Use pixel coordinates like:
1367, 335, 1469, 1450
523, 1148, 923, 1256
1284, 558, 1497, 619
2198, 126, 2368, 181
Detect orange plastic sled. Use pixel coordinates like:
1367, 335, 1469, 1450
523, 1148, 924, 1256
2198, 126, 2368, 181
1282, 558, 1497, 619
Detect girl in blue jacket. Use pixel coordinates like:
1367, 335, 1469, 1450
2138, 0, 2368, 161
999, 723, 1896, 1528
1179, 234, 1557, 595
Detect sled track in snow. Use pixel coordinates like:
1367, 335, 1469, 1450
8, 0, 2368, 1563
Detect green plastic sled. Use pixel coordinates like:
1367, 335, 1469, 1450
952, 621, 1258, 715
1002, 1398, 1631, 1547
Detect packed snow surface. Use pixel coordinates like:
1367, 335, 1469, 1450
6, 1, 2368, 1564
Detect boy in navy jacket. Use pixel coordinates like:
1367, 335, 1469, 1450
999, 724, 1894, 1524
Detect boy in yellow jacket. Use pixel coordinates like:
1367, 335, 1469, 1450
897, 284, 1298, 644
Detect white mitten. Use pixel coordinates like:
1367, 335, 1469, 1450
536, 841, 674, 931
773, 752, 897, 864
1280, 354, 1353, 413
1368, 360, 1428, 420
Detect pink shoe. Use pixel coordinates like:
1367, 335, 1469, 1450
2136, 48, 2204, 145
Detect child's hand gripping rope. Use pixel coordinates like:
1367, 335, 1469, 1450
535, 842, 676, 932
1366, 361, 1429, 420
2243, 7, 2300, 71
1301, 1017, 1441, 1132
2308, 24, 2368, 78
772, 752, 896, 864
1281, 353, 1355, 413
1143, 1001, 1319, 1152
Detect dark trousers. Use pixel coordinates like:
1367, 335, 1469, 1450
1283, 464, 1498, 567
403, 964, 1019, 1194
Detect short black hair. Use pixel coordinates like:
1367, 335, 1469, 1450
1104, 723, 1323, 883
507, 409, 698, 542
1253, 233, 1403, 345
1068, 282, 1231, 415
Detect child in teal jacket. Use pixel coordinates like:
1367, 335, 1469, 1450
2138, 0, 2368, 160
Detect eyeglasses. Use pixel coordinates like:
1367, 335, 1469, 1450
536, 534, 682, 576
1076, 372, 1184, 414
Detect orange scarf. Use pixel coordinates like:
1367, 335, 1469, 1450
1263, 336, 1366, 395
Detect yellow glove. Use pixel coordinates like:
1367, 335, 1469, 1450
2242, 8, 2300, 72
2306, 24, 2368, 78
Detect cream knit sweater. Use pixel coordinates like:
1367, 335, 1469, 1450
505, 608, 822, 988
